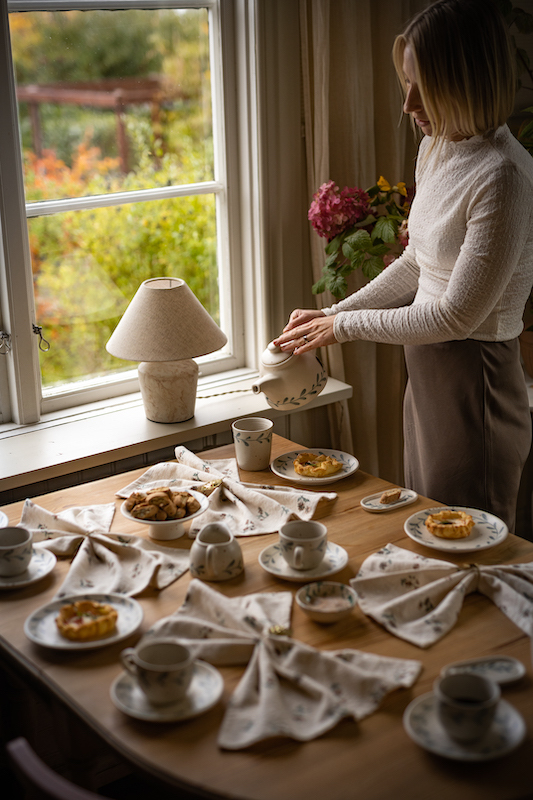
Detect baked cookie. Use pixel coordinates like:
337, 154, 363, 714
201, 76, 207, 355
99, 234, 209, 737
425, 509, 475, 539
56, 600, 118, 641
125, 488, 200, 521
293, 452, 343, 478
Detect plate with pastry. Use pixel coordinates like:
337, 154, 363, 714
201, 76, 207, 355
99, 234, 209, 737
270, 449, 359, 486
404, 506, 508, 552
24, 592, 143, 650
361, 488, 418, 513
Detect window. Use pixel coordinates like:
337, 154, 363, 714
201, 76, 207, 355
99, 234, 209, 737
0, 0, 258, 424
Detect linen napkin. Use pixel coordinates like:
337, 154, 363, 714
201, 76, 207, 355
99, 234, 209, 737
116, 446, 338, 537
142, 579, 422, 749
350, 543, 533, 648
19, 499, 189, 598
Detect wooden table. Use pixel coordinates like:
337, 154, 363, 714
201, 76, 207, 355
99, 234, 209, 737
1, 435, 532, 800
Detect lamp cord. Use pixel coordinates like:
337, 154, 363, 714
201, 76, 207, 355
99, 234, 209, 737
196, 388, 252, 399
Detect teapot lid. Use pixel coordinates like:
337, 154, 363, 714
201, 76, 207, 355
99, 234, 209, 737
261, 341, 293, 367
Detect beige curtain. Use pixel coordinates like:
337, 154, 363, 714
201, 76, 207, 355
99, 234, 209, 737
299, 0, 424, 482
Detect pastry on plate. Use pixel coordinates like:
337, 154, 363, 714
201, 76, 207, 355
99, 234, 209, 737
380, 488, 402, 504
425, 509, 475, 539
56, 599, 118, 641
293, 452, 343, 478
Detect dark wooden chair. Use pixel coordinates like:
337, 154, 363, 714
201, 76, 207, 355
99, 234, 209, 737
6, 737, 102, 800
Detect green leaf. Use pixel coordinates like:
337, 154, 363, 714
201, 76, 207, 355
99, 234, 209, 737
327, 273, 348, 298
344, 228, 372, 250
324, 252, 339, 270
362, 255, 385, 281
324, 234, 340, 254
312, 276, 327, 294
372, 216, 398, 243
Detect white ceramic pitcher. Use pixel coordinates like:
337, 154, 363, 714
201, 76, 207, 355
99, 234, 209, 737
190, 522, 244, 581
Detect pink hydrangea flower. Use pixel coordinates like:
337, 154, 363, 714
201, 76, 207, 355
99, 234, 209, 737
308, 180, 371, 241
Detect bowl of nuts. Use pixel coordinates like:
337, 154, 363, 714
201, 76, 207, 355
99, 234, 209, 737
121, 486, 209, 541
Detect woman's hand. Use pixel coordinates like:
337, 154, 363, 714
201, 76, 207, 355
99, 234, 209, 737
273, 308, 337, 353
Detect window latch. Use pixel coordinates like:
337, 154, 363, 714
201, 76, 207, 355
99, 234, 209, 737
0, 330, 11, 354
32, 324, 51, 352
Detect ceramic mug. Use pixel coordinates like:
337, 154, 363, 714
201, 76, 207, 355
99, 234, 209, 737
0, 527, 33, 577
279, 520, 327, 570
231, 417, 274, 471
434, 673, 501, 743
190, 522, 244, 581
121, 638, 194, 705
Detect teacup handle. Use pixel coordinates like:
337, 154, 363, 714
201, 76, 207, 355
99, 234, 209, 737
206, 544, 222, 577
121, 648, 138, 676
293, 545, 304, 569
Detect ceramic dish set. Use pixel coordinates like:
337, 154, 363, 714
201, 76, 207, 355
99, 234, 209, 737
402, 654, 526, 761
2, 450, 526, 755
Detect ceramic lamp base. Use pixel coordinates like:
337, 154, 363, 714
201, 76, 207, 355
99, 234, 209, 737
138, 359, 198, 423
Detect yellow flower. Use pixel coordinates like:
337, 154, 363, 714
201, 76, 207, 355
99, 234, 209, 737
395, 181, 408, 197
377, 176, 391, 192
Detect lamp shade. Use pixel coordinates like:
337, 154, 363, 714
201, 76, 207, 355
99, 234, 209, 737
106, 277, 227, 362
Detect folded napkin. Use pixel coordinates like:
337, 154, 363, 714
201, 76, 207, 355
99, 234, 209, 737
117, 446, 338, 538
20, 499, 189, 598
350, 543, 533, 648
142, 580, 422, 749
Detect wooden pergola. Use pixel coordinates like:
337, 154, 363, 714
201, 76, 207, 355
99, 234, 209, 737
16, 77, 174, 172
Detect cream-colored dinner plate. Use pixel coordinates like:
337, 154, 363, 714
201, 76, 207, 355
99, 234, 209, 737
0, 548, 56, 590
259, 541, 349, 582
403, 693, 525, 761
110, 660, 223, 722
404, 506, 508, 552
270, 449, 359, 486
24, 592, 143, 650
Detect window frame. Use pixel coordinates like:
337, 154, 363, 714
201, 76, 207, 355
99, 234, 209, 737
0, 0, 261, 424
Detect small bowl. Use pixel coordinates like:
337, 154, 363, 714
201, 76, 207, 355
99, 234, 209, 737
296, 581, 358, 623
121, 489, 208, 541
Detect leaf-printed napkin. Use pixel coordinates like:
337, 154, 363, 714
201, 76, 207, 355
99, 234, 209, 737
116, 446, 338, 537
142, 579, 422, 749
350, 543, 533, 648
19, 499, 189, 598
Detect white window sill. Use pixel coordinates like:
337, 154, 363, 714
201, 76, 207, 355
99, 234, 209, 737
0, 370, 352, 492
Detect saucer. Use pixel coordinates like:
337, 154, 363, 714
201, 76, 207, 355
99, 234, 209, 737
24, 592, 143, 650
403, 692, 526, 761
404, 506, 508, 552
110, 660, 224, 722
441, 656, 525, 685
0, 548, 56, 590
270, 449, 359, 486
361, 488, 418, 513
259, 541, 349, 582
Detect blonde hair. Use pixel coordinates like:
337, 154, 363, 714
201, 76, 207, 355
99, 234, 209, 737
392, 0, 515, 142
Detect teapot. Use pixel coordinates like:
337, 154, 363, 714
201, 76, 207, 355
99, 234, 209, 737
252, 341, 327, 411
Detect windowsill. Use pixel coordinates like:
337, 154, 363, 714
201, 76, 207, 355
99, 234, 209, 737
0, 370, 352, 491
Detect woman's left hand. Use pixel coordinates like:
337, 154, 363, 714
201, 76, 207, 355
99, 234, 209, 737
273, 313, 337, 353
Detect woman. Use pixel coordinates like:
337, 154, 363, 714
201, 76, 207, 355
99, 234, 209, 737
274, 0, 533, 532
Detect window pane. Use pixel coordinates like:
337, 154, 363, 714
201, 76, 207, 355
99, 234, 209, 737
29, 194, 218, 390
10, 8, 213, 199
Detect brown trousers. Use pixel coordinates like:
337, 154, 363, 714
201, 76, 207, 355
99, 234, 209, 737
403, 338, 531, 533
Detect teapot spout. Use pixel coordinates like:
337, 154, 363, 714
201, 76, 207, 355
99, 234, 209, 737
251, 376, 273, 394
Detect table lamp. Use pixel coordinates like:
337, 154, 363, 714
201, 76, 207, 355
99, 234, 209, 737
106, 277, 227, 423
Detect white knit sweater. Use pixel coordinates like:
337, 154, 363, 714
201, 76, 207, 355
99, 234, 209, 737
324, 125, 533, 344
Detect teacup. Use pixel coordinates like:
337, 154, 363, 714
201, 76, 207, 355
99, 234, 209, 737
0, 527, 33, 577
279, 520, 327, 570
434, 673, 500, 743
190, 522, 244, 581
121, 638, 194, 706
231, 417, 274, 471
